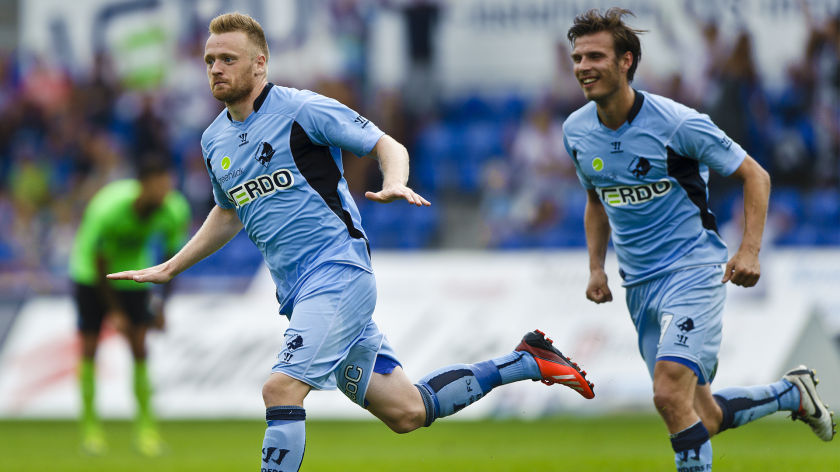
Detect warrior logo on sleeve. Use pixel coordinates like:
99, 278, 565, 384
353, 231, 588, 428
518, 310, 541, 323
354, 115, 370, 128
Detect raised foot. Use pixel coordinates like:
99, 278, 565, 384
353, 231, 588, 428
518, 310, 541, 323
515, 329, 595, 399
784, 365, 835, 442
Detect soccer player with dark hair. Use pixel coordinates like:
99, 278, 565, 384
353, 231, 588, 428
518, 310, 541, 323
563, 7, 835, 470
108, 12, 594, 471
69, 160, 190, 455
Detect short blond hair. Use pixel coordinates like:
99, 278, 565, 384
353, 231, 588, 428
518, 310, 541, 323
209, 12, 269, 61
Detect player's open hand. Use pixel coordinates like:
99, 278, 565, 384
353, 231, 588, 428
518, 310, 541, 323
586, 269, 613, 303
107, 263, 174, 285
365, 184, 430, 206
722, 249, 760, 287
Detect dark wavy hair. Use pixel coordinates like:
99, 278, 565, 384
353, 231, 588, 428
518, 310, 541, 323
567, 8, 646, 82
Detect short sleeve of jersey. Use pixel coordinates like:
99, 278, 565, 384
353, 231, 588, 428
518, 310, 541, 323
564, 132, 594, 189
669, 112, 746, 176
294, 92, 385, 157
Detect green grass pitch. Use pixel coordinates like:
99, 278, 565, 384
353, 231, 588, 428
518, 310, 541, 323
1, 415, 836, 471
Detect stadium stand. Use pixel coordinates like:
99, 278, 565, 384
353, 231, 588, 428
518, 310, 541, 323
0, 5, 836, 295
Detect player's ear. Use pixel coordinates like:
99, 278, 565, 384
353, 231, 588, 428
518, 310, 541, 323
254, 53, 267, 76
620, 51, 633, 75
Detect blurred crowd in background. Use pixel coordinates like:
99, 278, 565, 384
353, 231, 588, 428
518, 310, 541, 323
0, 0, 838, 295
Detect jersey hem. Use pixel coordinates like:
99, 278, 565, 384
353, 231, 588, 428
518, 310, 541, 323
277, 260, 373, 316
621, 262, 724, 287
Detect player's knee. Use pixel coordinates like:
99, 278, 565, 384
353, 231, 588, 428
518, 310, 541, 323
384, 409, 425, 434
653, 388, 686, 415
261, 380, 281, 406
379, 401, 426, 434
261, 374, 308, 407
130, 345, 147, 360
385, 419, 416, 434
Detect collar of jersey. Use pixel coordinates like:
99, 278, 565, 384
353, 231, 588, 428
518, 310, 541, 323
595, 88, 645, 133
226, 82, 274, 124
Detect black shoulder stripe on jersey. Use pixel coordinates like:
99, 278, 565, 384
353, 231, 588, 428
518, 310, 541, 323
627, 89, 645, 124
290, 121, 367, 243
666, 147, 718, 233
253, 82, 273, 112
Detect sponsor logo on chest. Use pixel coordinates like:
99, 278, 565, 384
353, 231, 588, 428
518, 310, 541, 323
598, 179, 672, 207
227, 169, 294, 207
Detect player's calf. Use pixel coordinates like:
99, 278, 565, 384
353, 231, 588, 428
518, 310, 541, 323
261, 406, 306, 472
365, 368, 428, 433
378, 401, 426, 434
712, 366, 828, 438
414, 329, 593, 427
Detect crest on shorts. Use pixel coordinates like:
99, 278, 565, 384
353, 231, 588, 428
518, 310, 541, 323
286, 334, 304, 351
676, 317, 695, 333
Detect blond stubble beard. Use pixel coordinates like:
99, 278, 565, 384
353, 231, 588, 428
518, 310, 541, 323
212, 74, 258, 106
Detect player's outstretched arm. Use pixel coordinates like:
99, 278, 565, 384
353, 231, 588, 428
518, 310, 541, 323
584, 189, 613, 303
364, 134, 431, 207
108, 205, 243, 284
722, 155, 770, 287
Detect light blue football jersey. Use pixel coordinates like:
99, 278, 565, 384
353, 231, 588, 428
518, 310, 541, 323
563, 90, 746, 285
201, 83, 384, 311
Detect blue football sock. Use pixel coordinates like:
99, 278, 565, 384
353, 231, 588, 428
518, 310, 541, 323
261, 406, 305, 472
671, 421, 712, 472
415, 351, 540, 426
494, 350, 541, 383
713, 379, 800, 432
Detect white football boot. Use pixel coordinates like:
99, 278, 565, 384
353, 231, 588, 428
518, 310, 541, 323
783, 365, 836, 441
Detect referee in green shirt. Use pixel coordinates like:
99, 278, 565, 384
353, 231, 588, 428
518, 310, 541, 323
68, 160, 190, 456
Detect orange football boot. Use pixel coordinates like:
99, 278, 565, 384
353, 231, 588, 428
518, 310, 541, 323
515, 329, 595, 399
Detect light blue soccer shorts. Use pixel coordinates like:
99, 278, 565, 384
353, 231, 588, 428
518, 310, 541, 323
271, 263, 401, 407
625, 264, 725, 385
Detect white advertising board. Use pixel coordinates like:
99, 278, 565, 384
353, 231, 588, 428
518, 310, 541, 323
0, 250, 838, 419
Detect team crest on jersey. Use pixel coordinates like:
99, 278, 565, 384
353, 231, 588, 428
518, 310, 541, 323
255, 141, 276, 167
598, 179, 672, 207
628, 157, 652, 178
227, 169, 294, 207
